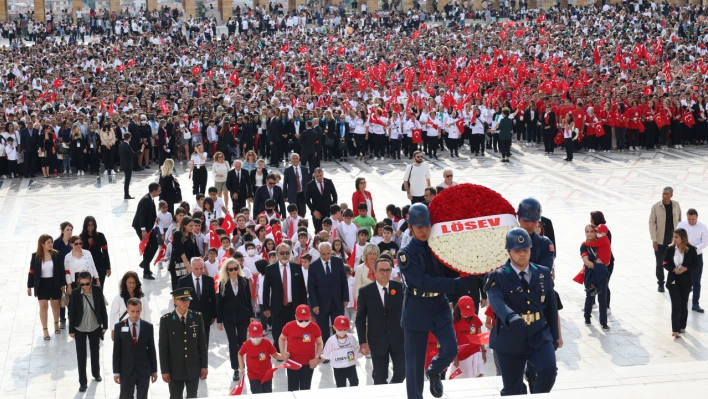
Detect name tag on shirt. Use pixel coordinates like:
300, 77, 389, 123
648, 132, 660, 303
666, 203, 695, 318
121, 327, 129, 332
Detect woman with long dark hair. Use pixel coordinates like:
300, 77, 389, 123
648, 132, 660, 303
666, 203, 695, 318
54, 221, 73, 329
351, 177, 376, 220
217, 118, 235, 164
80, 216, 111, 288
109, 271, 151, 340
590, 211, 614, 313
27, 234, 66, 340
664, 228, 698, 338
169, 216, 197, 289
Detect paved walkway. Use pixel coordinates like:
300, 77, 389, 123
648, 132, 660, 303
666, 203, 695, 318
1, 143, 708, 398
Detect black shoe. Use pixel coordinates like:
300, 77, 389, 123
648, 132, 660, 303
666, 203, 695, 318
124, 195, 134, 199
143, 274, 155, 280
323, 359, 330, 364
602, 324, 610, 331
426, 367, 443, 398
233, 371, 240, 381
692, 305, 705, 313
94, 375, 102, 382
585, 317, 591, 325
658, 284, 665, 293
79, 385, 87, 392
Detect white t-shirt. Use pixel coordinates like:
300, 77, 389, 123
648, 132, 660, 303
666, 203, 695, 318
157, 211, 173, 232
404, 163, 431, 197
205, 259, 219, 278
321, 333, 360, 368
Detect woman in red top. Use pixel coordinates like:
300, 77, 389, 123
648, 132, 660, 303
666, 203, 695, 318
351, 177, 376, 220
279, 305, 324, 391
449, 296, 486, 379
625, 100, 641, 151
615, 102, 628, 151
671, 100, 685, 148
657, 99, 672, 148
598, 103, 613, 152
644, 99, 658, 150
238, 322, 285, 394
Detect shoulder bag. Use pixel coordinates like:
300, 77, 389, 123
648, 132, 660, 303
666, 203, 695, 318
401, 165, 413, 191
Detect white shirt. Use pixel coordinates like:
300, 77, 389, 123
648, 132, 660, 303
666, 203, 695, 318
404, 163, 431, 197
375, 281, 390, 307
192, 274, 204, 294
674, 250, 685, 269
677, 220, 708, 255
280, 262, 293, 303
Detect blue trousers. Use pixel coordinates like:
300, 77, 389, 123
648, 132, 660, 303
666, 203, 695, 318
496, 341, 557, 396
404, 325, 457, 399
585, 276, 609, 325
693, 255, 703, 306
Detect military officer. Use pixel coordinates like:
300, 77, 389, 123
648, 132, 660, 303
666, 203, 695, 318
517, 197, 556, 392
159, 288, 208, 399
397, 204, 476, 399
486, 228, 559, 396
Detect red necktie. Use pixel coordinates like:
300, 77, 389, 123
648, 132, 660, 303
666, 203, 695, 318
282, 264, 289, 306
319, 181, 324, 195
295, 168, 301, 192
132, 323, 137, 347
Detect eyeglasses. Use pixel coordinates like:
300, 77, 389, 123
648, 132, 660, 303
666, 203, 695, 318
278, 251, 290, 256
227, 267, 239, 272
444, 175, 453, 178
73, 242, 83, 246
79, 283, 91, 287
267, 182, 276, 186
377, 269, 393, 274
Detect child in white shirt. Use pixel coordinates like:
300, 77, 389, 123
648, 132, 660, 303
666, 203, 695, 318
5, 137, 17, 178
319, 316, 360, 387
157, 201, 173, 235
204, 248, 219, 278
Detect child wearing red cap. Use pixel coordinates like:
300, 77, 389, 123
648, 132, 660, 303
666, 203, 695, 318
319, 315, 360, 387
449, 296, 486, 379
237, 321, 285, 394
279, 304, 323, 391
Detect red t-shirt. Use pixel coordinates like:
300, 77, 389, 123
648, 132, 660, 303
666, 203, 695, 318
281, 321, 322, 365
484, 304, 496, 327
453, 315, 484, 358
425, 332, 439, 369
238, 339, 277, 381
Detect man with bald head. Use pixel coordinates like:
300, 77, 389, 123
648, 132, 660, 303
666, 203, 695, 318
308, 242, 349, 340
177, 257, 217, 343
227, 159, 250, 214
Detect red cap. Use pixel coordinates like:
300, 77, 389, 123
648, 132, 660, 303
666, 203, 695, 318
295, 304, 311, 320
457, 296, 476, 317
333, 315, 350, 331
248, 321, 264, 338
595, 224, 609, 234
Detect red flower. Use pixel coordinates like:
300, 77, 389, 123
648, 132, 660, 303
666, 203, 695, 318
428, 184, 516, 225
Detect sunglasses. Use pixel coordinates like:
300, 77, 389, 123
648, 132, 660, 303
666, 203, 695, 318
444, 175, 453, 178
73, 242, 83, 246
227, 267, 239, 272
79, 283, 91, 287
267, 182, 276, 186
278, 251, 290, 256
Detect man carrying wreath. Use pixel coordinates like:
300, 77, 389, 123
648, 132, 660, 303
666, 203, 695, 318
397, 204, 477, 399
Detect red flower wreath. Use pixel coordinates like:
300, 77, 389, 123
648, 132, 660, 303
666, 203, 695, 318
428, 184, 516, 225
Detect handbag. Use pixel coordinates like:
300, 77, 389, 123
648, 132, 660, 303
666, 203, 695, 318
401, 165, 413, 191
173, 178, 183, 203
60, 291, 70, 308
325, 136, 335, 148
174, 261, 189, 277
338, 141, 347, 151
57, 143, 68, 155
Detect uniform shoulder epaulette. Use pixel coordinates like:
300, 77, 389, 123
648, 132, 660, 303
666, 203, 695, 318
162, 313, 170, 318
191, 310, 202, 315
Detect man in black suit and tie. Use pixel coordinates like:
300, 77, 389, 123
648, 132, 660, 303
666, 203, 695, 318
119, 132, 144, 199
226, 160, 250, 214
253, 173, 286, 217
305, 167, 339, 233
19, 120, 38, 178
282, 153, 310, 218
131, 183, 160, 280
267, 109, 290, 166
177, 258, 217, 344
299, 121, 319, 169
356, 258, 405, 385
113, 297, 158, 399
308, 242, 349, 341
262, 243, 308, 345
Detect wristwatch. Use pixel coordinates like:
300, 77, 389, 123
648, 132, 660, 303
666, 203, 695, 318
317, 355, 323, 360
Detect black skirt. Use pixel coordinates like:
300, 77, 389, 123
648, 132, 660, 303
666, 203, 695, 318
38, 277, 62, 300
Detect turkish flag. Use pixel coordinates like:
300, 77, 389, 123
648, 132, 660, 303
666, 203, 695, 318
280, 43, 289, 52
53, 78, 62, 88
138, 231, 151, 256
221, 214, 236, 236
683, 112, 696, 127
655, 113, 669, 130
127, 59, 135, 67
153, 244, 167, 265
206, 69, 214, 77
117, 64, 125, 72
464, 332, 490, 346
299, 46, 309, 53
412, 129, 423, 144
272, 223, 283, 246
338, 47, 345, 56
229, 70, 240, 87
554, 132, 563, 145
229, 377, 245, 395
455, 119, 465, 134
261, 360, 302, 383
209, 225, 221, 248
449, 368, 463, 380
573, 268, 585, 284
347, 244, 357, 268
192, 65, 201, 76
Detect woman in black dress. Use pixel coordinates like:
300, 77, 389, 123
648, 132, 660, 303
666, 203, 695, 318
664, 228, 698, 338
169, 216, 198, 289
80, 216, 111, 288
70, 125, 87, 176
159, 159, 182, 215
39, 125, 56, 178
27, 234, 66, 340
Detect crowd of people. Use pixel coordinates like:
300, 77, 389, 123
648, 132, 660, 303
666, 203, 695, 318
14, 1, 708, 398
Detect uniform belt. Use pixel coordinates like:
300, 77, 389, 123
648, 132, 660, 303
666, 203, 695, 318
520, 312, 541, 325
410, 288, 440, 298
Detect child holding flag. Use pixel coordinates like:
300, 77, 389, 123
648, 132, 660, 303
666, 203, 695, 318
237, 322, 286, 394
449, 296, 486, 379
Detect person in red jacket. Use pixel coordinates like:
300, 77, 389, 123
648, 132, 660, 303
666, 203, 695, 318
449, 296, 486, 379
626, 100, 641, 151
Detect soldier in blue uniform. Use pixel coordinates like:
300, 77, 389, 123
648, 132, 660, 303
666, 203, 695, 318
486, 228, 559, 396
397, 204, 476, 399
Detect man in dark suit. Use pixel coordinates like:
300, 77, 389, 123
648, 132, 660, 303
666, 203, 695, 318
131, 182, 160, 280
19, 120, 38, 178
113, 297, 158, 399
262, 243, 308, 345
252, 173, 286, 216
128, 114, 143, 171
304, 167, 338, 233
119, 132, 144, 199
282, 153, 310, 218
356, 258, 405, 385
69, 272, 109, 392
159, 287, 208, 399
308, 242, 349, 341
299, 120, 319, 169
267, 109, 290, 166
177, 258, 217, 343
226, 159, 250, 214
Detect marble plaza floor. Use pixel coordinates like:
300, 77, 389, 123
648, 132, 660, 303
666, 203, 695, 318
1, 143, 708, 398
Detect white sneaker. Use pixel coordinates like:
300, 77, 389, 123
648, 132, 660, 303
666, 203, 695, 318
104, 170, 108, 175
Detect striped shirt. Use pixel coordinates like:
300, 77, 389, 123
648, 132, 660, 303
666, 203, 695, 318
77, 291, 100, 332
